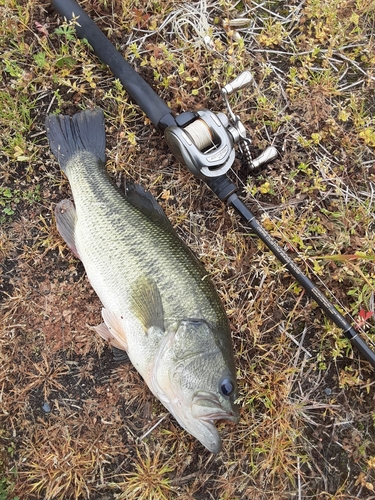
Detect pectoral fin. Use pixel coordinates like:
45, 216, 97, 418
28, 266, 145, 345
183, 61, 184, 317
55, 199, 79, 258
130, 276, 164, 333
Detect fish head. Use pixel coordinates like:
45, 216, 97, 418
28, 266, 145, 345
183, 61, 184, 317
151, 319, 239, 453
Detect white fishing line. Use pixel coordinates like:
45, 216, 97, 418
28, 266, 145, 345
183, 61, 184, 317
168, 0, 214, 49
124, 1, 218, 56
184, 119, 213, 150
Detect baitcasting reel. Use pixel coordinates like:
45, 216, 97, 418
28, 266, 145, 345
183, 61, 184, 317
50, 0, 276, 182
164, 71, 278, 180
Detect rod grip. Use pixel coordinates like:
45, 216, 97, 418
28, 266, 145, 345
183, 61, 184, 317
51, 0, 174, 129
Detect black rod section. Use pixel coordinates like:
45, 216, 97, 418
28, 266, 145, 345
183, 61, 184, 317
228, 193, 375, 368
206, 176, 375, 367
51, 0, 175, 129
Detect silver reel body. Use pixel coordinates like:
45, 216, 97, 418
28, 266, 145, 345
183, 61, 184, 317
164, 71, 278, 180
165, 110, 235, 179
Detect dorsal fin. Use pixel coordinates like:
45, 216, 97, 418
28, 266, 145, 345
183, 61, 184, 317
125, 183, 173, 229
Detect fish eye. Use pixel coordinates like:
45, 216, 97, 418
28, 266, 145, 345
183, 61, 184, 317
220, 378, 235, 397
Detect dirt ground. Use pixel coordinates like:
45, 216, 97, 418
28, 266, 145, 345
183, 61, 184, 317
1, 1, 375, 499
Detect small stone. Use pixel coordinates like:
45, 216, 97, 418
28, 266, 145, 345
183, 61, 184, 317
42, 402, 51, 413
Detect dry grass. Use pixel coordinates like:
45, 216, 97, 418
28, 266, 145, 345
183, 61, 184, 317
1, 0, 375, 498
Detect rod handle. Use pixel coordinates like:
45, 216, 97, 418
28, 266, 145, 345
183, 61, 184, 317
51, 0, 174, 129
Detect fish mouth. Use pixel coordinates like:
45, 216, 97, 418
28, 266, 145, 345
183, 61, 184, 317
192, 392, 239, 422
189, 392, 239, 453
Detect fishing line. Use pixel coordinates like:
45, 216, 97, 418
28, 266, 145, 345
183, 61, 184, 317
184, 119, 213, 150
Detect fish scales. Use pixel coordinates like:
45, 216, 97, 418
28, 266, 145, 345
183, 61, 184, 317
69, 152, 225, 329
46, 108, 239, 453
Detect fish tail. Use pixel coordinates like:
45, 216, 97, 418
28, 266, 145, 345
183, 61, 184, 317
45, 108, 106, 172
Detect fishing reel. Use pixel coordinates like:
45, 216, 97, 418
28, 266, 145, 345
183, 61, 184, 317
164, 71, 278, 180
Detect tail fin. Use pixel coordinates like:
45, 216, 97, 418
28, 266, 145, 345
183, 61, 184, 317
45, 108, 106, 172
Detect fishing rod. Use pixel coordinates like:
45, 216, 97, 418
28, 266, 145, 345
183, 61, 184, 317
50, 0, 375, 368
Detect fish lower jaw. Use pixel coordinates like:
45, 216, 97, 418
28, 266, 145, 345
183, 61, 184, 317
192, 394, 239, 423
197, 420, 222, 454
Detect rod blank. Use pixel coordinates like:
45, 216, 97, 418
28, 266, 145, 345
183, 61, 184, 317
227, 192, 375, 368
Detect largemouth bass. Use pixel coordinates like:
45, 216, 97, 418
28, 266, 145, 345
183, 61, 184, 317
45, 108, 239, 453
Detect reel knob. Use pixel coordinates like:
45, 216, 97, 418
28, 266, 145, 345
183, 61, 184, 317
222, 71, 254, 96
251, 146, 278, 169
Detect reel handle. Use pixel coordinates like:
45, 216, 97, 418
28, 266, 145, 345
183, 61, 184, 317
222, 71, 253, 96
251, 146, 279, 169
